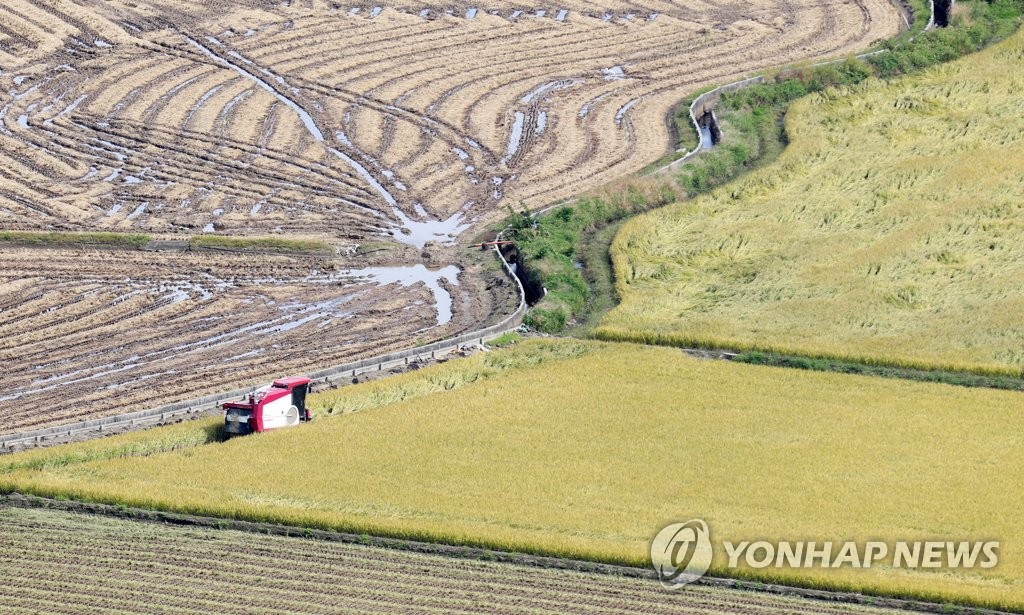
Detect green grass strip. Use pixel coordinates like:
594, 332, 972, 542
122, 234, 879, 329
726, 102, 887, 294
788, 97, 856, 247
188, 235, 332, 254
0, 231, 151, 249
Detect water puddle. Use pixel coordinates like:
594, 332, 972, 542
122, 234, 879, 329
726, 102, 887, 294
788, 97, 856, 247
602, 66, 625, 80
579, 91, 613, 119
389, 207, 471, 249
126, 204, 146, 220
502, 111, 526, 164
615, 97, 642, 126
521, 79, 579, 104
334, 130, 354, 147
343, 264, 460, 325
55, 94, 87, 121
329, 148, 397, 206
186, 85, 225, 125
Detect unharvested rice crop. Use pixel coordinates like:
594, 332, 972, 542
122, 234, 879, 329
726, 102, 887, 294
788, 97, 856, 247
598, 26, 1024, 376
2, 340, 1021, 611
0, 0, 901, 235
0, 505, 926, 615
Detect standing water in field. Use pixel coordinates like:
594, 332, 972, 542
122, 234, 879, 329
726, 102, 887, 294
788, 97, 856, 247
389, 208, 471, 249
341, 264, 461, 325
185, 35, 401, 212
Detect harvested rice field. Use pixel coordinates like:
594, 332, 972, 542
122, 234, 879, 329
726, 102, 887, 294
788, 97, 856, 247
0, 504, 931, 615
0, 0, 902, 233
0, 246, 514, 434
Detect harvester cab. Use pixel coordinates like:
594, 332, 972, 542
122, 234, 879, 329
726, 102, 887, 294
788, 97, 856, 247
223, 376, 312, 436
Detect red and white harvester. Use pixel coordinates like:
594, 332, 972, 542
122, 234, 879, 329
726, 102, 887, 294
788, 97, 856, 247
223, 376, 312, 436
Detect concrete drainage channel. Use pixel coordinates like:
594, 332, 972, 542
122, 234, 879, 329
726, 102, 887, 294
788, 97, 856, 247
0, 241, 526, 453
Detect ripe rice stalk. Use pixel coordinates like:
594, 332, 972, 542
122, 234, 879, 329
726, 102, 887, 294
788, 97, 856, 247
600, 27, 1024, 377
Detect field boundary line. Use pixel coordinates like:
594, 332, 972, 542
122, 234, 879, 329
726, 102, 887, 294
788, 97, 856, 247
0, 493, 1010, 615
0, 242, 526, 451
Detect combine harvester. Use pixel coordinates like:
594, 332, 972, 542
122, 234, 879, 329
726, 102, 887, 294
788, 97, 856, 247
223, 376, 313, 436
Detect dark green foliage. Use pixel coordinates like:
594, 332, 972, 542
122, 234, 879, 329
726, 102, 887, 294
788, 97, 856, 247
510, 189, 677, 333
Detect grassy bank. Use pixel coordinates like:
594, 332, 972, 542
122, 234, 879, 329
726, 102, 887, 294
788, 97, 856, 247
188, 235, 332, 254
0, 231, 151, 249
513, 0, 1024, 335
1, 339, 1021, 611
506, 182, 679, 332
